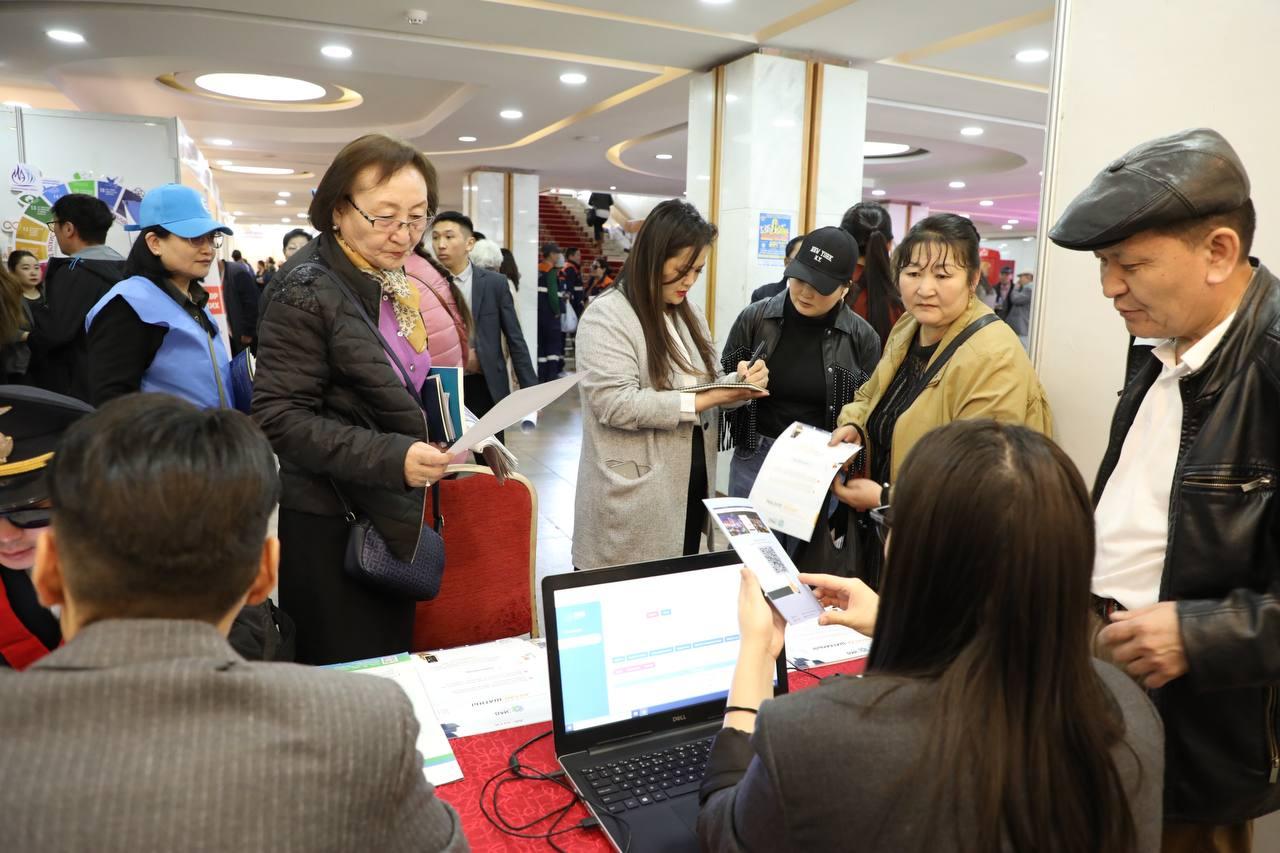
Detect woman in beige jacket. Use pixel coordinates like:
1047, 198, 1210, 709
831, 214, 1052, 584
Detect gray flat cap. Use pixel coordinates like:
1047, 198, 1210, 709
1049, 128, 1250, 251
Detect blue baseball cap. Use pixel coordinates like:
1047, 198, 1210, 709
124, 183, 232, 238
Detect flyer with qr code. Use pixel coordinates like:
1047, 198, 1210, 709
703, 497, 825, 625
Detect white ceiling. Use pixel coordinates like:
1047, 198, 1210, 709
0, 0, 1056, 236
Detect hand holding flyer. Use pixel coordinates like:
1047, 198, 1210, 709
749, 422, 860, 541
703, 497, 825, 625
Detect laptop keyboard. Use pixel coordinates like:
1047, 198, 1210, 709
583, 736, 713, 814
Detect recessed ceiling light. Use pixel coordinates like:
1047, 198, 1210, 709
871, 189, 887, 197
1007, 219, 1020, 225
46, 29, 85, 44
278, 191, 291, 198
656, 154, 673, 160
559, 72, 587, 85
458, 136, 477, 142
499, 109, 523, 120
609, 186, 617, 190
196, 73, 325, 102
948, 180, 966, 189
1016, 48, 1050, 63
864, 142, 912, 157
321, 45, 353, 59
297, 213, 308, 219
218, 165, 296, 175
232, 210, 246, 216
960, 126, 984, 137
207, 138, 233, 147
701, 0, 734, 5
281, 218, 291, 223
959, 213, 972, 219
2, 101, 31, 109
979, 199, 995, 207
1022, 237, 1033, 242
274, 199, 287, 206
1001, 224, 1013, 230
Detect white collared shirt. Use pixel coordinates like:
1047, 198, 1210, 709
453, 261, 474, 310
1092, 311, 1237, 609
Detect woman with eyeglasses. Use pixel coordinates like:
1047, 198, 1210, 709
699, 420, 1163, 852
252, 134, 455, 665
84, 184, 235, 409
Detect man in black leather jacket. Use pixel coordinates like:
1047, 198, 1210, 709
1051, 128, 1278, 850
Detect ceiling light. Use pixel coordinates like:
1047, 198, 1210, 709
46, 29, 85, 44
609, 186, 617, 190
3, 101, 31, 109
196, 73, 325, 102
959, 213, 971, 219
656, 154, 673, 160
215, 159, 232, 166
282, 218, 291, 223
979, 199, 994, 207
499, 109, 523, 120
232, 210, 245, 216
458, 136, 477, 142
1022, 237, 1034, 242
864, 141, 911, 157
701, 0, 734, 5
321, 45, 353, 59
960, 126, 984, 137
871, 189, 887, 197
278, 191, 291, 198
1016, 48, 1050, 63
218, 165, 296, 175
1007, 219, 1020, 225
1001, 224, 1013, 230
274, 199, 287, 206
559, 72, 587, 85
297, 213, 308, 219
948, 180, 966, 189
207, 138, 233, 147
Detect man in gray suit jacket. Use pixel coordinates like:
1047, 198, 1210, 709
431, 211, 538, 429
0, 394, 468, 852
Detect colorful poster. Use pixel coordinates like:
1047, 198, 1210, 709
9, 163, 41, 194
23, 196, 53, 224
68, 179, 96, 197
41, 181, 69, 206
758, 213, 792, 262
97, 180, 123, 216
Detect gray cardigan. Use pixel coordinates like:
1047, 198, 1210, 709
573, 288, 725, 570
698, 659, 1164, 852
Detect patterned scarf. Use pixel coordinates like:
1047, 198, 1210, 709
335, 234, 427, 353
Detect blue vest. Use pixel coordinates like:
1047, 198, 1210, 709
86, 275, 233, 409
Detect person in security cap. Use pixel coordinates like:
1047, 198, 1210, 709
83, 183, 236, 411
0, 385, 93, 669
1051, 128, 1278, 842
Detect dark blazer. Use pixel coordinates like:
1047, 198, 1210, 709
221, 259, 261, 345
253, 233, 428, 562
0, 619, 468, 852
28, 252, 125, 399
471, 265, 537, 398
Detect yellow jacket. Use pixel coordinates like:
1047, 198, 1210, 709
837, 298, 1054, 481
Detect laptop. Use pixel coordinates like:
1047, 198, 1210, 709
542, 551, 788, 853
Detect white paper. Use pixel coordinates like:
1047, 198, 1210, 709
749, 422, 859, 541
331, 653, 465, 786
785, 618, 872, 669
703, 497, 825, 625
415, 637, 552, 738
447, 372, 581, 453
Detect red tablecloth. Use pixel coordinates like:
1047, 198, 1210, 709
438, 657, 868, 851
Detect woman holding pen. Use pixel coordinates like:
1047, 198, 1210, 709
573, 200, 768, 570
720, 227, 880, 573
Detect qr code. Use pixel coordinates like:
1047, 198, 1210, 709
758, 544, 789, 576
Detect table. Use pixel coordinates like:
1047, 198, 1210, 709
438, 657, 868, 851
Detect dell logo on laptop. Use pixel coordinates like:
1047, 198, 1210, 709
671, 714, 687, 722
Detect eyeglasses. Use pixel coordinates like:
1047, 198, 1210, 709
869, 505, 892, 543
345, 196, 430, 235
184, 233, 225, 249
0, 506, 52, 529
46, 220, 61, 232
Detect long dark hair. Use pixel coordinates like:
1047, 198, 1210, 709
892, 212, 982, 284
868, 420, 1137, 853
0, 268, 28, 345
841, 202, 901, 343
616, 199, 718, 389
124, 226, 203, 287
499, 248, 521, 291
412, 245, 474, 340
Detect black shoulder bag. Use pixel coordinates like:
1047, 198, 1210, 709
333, 278, 446, 602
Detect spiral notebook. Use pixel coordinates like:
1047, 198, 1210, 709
679, 379, 765, 393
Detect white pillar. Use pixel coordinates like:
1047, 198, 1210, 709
1034, 0, 1280, 477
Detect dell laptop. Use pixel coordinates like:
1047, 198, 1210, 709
542, 551, 788, 853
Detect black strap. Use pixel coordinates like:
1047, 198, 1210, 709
903, 313, 1001, 406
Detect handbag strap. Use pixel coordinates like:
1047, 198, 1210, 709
904, 313, 1001, 405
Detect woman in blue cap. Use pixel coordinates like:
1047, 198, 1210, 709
84, 183, 235, 409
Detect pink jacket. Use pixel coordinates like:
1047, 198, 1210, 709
405, 254, 466, 369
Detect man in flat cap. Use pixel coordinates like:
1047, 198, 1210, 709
1051, 128, 1275, 851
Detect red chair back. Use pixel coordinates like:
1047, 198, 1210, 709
412, 466, 537, 651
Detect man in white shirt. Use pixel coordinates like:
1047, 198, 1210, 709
1050, 128, 1275, 852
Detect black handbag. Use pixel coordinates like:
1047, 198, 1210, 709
333, 276, 447, 601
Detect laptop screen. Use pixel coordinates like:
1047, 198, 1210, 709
551, 560, 765, 734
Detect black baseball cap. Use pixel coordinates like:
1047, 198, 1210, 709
0, 386, 94, 511
784, 227, 859, 296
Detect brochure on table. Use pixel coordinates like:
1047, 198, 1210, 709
330, 653, 464, 786
703, 497, 825, 625
749, 421, 859, 541
448, 372, 581, 454
785, 619, 872, 669
415, 637, 552, 739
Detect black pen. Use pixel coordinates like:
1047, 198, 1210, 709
741, 342, 766, 380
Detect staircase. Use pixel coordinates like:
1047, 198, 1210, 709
537, 194, 625, 277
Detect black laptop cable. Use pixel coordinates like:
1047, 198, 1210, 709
787, 659, 824, 682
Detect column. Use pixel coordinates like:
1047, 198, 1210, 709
1034, 0, 1280, 477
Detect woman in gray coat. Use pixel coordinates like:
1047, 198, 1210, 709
573, 200, 768, 570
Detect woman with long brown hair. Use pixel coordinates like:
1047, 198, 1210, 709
0, 267, 31, 381
700, 419, 1163, 852
573, 199, 768, 570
